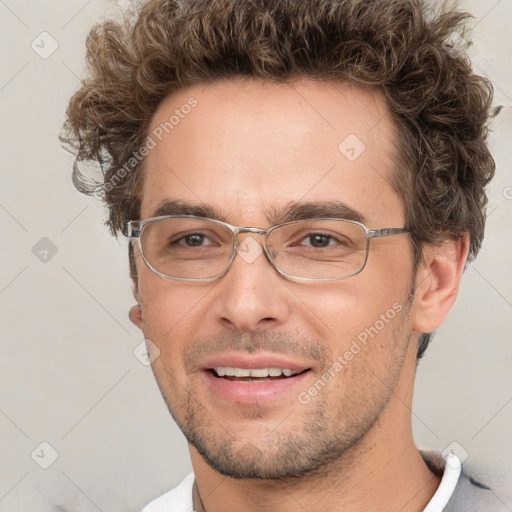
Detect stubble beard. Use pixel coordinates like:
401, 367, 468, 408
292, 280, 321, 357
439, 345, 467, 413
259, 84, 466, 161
150, 292, 415, 480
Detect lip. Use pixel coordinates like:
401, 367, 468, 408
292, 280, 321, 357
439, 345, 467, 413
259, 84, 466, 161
200, 352, 313, 404
201, 352, 312, 373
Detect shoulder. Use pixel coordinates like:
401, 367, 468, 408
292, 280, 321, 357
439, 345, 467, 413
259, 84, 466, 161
447, 458, 512, 511
141, 473, 195, 512
421, 449, 512, 511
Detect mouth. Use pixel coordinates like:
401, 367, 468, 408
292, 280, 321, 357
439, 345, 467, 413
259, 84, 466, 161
200, 355, 314, 403
209, 366, 311, 382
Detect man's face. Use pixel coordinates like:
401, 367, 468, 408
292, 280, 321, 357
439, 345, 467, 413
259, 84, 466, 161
135, 79, 417, 478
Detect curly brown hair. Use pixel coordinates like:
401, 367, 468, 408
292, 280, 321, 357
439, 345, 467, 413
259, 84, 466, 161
60, 0, 495, 359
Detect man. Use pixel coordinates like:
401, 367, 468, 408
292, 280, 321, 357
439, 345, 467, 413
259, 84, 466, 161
61, 0, 502, 510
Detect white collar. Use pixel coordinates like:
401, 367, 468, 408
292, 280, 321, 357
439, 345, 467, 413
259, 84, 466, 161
423, 452, 462, 511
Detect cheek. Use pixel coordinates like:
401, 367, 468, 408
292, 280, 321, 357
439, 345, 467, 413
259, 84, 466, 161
138, 271, 212, 355
141, 285, 223, 407
313, 295, 411, 397
295, 275, 407, 333
289, 263, 413, 372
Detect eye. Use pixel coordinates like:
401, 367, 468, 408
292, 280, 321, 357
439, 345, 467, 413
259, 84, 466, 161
303, 233, 335, 248
300, 232, 348, 248
172, 232, 215, 247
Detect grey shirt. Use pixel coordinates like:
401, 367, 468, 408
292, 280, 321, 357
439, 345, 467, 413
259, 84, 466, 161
421, 450, 511, 510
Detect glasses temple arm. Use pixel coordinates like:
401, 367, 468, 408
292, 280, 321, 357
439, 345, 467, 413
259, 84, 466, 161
367, 228, 409, 239
122, 221, 141, 238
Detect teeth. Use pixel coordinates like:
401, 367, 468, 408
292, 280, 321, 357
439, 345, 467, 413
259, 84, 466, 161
250, 368, 269, 378
214, 367, 298, 378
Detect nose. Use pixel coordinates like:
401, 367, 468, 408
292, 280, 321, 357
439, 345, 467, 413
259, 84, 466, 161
214, 235, 292, 331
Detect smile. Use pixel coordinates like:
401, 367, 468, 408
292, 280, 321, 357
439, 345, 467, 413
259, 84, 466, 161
212, 367, 303, 379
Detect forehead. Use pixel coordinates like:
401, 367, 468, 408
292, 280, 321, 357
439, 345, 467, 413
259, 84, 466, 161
141, 79, 403, 226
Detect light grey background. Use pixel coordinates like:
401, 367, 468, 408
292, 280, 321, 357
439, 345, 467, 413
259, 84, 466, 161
0, 1, 511, 510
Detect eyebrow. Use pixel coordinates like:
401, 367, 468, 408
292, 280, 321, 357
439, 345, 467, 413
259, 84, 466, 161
151, 199, 367, 225
267, 200, 366, 225
152, 199, 225, 220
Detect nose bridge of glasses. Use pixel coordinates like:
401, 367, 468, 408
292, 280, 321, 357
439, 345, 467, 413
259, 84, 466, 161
231, 226, 277, 264
235, 226, 268, 236
233, 226, 269, 246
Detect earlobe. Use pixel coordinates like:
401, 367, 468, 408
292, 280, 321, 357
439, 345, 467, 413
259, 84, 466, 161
412, 234, 470, 334
129, 276, 143, 329
129, 303, 143, 329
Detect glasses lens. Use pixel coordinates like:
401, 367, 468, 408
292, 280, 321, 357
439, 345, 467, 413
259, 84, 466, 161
141, 218, 233, 279
268, 220, 368, 279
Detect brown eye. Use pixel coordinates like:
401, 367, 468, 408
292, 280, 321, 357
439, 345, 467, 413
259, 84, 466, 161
175, 233, 209, 247
307, 234, 332, 247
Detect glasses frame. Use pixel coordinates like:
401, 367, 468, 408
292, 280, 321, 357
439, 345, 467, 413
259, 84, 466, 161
123, 215, 409, 283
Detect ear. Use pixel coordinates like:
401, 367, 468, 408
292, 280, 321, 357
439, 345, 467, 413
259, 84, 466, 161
128, 282, 143, 329
412, 233, 470, 334
129, 303, 143, 329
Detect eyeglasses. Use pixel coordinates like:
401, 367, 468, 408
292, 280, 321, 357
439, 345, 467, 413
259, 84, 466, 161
123, 215, 409, 282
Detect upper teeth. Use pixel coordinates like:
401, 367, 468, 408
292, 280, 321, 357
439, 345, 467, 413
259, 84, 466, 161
214, 367, 297, 377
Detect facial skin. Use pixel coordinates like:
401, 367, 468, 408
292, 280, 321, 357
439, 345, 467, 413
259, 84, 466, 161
129, 79, 468, 511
